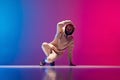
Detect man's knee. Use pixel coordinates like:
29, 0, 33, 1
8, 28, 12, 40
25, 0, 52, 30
41, 42, 48, 49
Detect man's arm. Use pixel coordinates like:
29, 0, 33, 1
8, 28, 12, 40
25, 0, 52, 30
56, 20, 73, 33
67, 40, 75, 66
51, 21, 66, 44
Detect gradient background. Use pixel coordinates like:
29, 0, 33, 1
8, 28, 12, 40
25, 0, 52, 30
0, 0, 120, 65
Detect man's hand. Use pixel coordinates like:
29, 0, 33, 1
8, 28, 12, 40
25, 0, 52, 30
63, 20, 73, 25
69, 63, 76, 66
57, 20, 73, 27
50, 46, 63, 55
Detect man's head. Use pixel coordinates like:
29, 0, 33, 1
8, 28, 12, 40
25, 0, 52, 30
65, 24, 75, 35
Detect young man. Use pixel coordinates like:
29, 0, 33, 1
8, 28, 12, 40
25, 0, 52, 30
40, 20, 75, 66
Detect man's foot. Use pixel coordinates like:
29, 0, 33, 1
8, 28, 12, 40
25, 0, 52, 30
50, 61, 55, 66
40, 60, 46, 66
69, 63, 76, 66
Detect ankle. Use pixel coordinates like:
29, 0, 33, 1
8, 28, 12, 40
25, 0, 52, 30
50, 61, 55, 66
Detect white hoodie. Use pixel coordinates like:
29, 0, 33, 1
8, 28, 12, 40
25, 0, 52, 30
50, 20, 74, 62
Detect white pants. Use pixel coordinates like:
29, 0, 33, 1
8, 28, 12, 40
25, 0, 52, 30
41, 42, 59, 63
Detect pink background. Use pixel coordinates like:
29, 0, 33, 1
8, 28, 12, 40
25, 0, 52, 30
0, 0, 120, 65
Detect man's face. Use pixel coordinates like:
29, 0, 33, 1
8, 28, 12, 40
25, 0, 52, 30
65, 24, 74, 35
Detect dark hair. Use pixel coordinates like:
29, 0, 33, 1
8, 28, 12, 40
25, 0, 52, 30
65, 24, 75, 35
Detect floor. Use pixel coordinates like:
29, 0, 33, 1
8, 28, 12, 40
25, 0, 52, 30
0, 65, 120, 80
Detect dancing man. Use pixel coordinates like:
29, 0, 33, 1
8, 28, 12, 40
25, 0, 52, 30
40, 20, 75, 66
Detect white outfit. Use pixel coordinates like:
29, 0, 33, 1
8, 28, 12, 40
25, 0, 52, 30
41, 20, 74, 63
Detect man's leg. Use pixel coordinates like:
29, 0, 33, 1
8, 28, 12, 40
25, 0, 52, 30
45, 50, 57, 66
41, 42, 57, 66
41, 42, 52, 56
40, 42, 52, 66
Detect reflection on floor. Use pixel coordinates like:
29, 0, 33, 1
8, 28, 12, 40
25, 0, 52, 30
0, 66, 120, 80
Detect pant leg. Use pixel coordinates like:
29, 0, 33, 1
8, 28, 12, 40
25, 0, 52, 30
41, 42, 52, 56
45, 50, 58, 63
41, 42, 58, 63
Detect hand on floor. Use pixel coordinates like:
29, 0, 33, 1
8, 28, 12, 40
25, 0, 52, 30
69, 63, 76, 66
